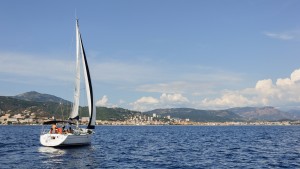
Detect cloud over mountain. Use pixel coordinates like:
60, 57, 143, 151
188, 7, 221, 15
96, 95, 109, 106
131, 93, 189, 112
200, 68, 300, 109
130, 68, 300, 111
2, 53, 300, 112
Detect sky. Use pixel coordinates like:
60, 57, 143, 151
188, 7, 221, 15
1, 0, 300, 111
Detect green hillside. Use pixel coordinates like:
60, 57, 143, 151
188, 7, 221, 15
78, 107, 141, 121
0, 96, 141, 121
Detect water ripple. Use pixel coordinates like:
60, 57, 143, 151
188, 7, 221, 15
0, 126, 300, 168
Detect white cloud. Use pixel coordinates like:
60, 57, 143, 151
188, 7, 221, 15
95, 95, 120, 108
291, 69, 300, 82
200, 68, 300, 109
6, 52, 300, 111
129, 69, 300, 111
160, 93, 189, 103
264, 30, 300, 40
96, 95, 109, 106
130, 93, 189, 111
201, 92, 255, 109
255, 79, 277, 96
276, 78, 294, 87
0, 52, 243, 100
0, 52, 74, 84
264, 32, 294, 40
135, 96, 159, 104
91, 60, 171, 85
136, 81, 214, 94
130, 96, 159, 112
136, 69, 243, 96
0, 52, 158, 86
0, 52, 163, 89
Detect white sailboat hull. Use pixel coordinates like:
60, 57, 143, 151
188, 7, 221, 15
40, 133, 92, 147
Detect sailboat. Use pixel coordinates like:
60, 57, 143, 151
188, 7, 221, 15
40, 19, 96, 147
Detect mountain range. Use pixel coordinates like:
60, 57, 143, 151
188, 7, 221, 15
144, 107, 300, 122
1, 91, 300, 122
13, 91, 71, 104
0, 91, 140, 121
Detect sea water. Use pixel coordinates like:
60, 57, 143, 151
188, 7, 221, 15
0, 125, 299, 168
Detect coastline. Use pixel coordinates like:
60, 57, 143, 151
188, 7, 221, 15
1, 121, 299, 126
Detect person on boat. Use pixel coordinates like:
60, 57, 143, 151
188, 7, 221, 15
62, 125, 66, 133
68, 127, 73, 133
57, 127, 63, 134
50, 124, 57, 134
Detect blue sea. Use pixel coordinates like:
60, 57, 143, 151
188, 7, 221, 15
0, 125, 300, 168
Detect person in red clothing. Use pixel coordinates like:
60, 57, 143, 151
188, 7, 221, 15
57, 127, 63, 134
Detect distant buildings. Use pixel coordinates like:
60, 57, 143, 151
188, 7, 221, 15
0, 110, 48, 125
0, 109, 299, 126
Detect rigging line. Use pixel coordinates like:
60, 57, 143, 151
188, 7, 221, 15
60, 100, 64, 121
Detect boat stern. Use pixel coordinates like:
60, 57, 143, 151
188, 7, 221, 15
40, 134, 68, 147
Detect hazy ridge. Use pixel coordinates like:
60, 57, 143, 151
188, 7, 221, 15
1, 91, 300, 122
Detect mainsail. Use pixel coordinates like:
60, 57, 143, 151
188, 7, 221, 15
70, 19, 81, 120
70, 19, 96, 129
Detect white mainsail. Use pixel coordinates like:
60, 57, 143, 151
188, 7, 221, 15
70, 19, 81, 120
70, 19, 96, 128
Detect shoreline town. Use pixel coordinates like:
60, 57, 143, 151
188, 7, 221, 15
1, 112, 300, 126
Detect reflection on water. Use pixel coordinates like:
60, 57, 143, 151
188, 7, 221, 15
38, 146, 66, 155
38, 145, 98, 168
